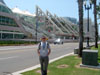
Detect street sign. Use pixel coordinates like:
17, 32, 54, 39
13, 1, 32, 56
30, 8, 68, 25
84, 32, 92, 38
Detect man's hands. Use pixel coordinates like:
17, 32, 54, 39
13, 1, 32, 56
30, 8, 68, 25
37, 48, 51, 56
37, 50, 40, 56
38, 53, 40, 56
47, 49, 51, 56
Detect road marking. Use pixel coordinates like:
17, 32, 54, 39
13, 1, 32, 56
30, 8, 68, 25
0, 56, 18, 61
0, 43, 73, 51
0, 49, 34, 54
12, 52, 73, 75
0, 46, 37, 51
0, 44, 73, 54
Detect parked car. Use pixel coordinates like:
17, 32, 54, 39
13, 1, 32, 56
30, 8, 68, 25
54, 38, 63, 44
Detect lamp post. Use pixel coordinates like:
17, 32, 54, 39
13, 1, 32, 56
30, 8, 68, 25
36, 6, 38, 43
84, 0, 92, 47
36, 19, 38, 43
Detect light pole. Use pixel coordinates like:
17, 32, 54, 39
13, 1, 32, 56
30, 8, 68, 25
84, 0, 92, 47
36, 18, 38, 43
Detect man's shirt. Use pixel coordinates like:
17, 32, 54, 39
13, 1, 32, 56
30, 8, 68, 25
38, 42, 50, 57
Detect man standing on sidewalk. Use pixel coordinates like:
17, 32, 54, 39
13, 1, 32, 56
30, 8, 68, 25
37, 36, 51, 75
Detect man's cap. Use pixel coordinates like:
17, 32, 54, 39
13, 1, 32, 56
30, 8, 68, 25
41, 35, 48, 40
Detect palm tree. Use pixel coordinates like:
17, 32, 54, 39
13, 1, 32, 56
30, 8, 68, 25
78, 0, 84, 57
93, 0, 98, 48
97, 4, 100, 18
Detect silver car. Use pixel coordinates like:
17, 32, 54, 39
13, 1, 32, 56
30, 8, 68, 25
54, 38, 63, 44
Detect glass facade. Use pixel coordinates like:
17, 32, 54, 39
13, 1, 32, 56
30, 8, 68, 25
0, 1, 31, 39
0, 4, 12, 14
0, 4, 19, 27
2, 33, 13, 39
14, 13, 53, 37
72, 25, 78, 31
0, 16, 19, 27
51, 18, 69, 33
14, 13, 36, 25
0, 33, 25, 39
0, 31, 26, 39
14, 34, 25, 39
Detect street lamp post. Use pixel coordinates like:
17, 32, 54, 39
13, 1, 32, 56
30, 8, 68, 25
36, 18, 38, 43
84, 0, 92, 47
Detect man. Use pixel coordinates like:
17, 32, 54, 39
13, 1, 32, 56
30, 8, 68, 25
37, 36, 51, 75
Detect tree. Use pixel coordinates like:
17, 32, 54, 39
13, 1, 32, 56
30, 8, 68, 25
78, 0, 84, 57
92, 0, 98, 48
97, 3, 100, 24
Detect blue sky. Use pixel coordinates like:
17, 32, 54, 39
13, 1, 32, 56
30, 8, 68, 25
4, 0, 79, 18
4, 0, 99, 20
4, 0, 100, 34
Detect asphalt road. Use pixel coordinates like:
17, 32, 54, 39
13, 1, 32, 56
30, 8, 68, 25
0, 42, 93, 75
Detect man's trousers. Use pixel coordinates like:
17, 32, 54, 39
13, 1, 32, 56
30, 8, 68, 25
39, 56, 49, 75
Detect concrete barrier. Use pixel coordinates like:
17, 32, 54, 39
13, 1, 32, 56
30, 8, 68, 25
74, 47, 79, 54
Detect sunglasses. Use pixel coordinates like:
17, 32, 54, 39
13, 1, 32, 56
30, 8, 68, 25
42, 38, 46, 39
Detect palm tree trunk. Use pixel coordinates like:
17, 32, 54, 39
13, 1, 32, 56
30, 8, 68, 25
78, 0, 84, 57
94, 0, 98, 48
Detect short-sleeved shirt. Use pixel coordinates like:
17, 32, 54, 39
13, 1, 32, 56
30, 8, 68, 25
38, 42, 50, 57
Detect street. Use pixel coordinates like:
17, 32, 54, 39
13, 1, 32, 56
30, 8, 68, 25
0, 42, 92, 75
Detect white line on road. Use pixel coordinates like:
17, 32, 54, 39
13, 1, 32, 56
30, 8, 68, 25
0, 46, 37, 51
0, 56, 19, 61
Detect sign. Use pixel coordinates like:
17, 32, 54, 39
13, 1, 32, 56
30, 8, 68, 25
85, 32, 92, 38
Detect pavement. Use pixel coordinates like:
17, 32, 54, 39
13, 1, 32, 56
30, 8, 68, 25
0, 42, 96, 75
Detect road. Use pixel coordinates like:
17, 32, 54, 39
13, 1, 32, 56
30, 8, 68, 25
0, 42, 93, 75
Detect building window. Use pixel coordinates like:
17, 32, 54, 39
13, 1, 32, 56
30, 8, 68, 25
0, 5, 12, 14
0, 16, 19, 27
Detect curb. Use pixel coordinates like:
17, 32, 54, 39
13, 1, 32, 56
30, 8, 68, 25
12, 52, 74, 75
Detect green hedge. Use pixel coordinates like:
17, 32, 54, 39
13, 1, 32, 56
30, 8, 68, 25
0, 40, 38, 46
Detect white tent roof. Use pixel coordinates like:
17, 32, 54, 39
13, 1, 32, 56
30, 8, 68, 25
12, 7, 36, 17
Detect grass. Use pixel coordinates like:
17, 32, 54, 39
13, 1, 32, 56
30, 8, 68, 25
91, 44, 100, 63
22, 55, 100, 75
